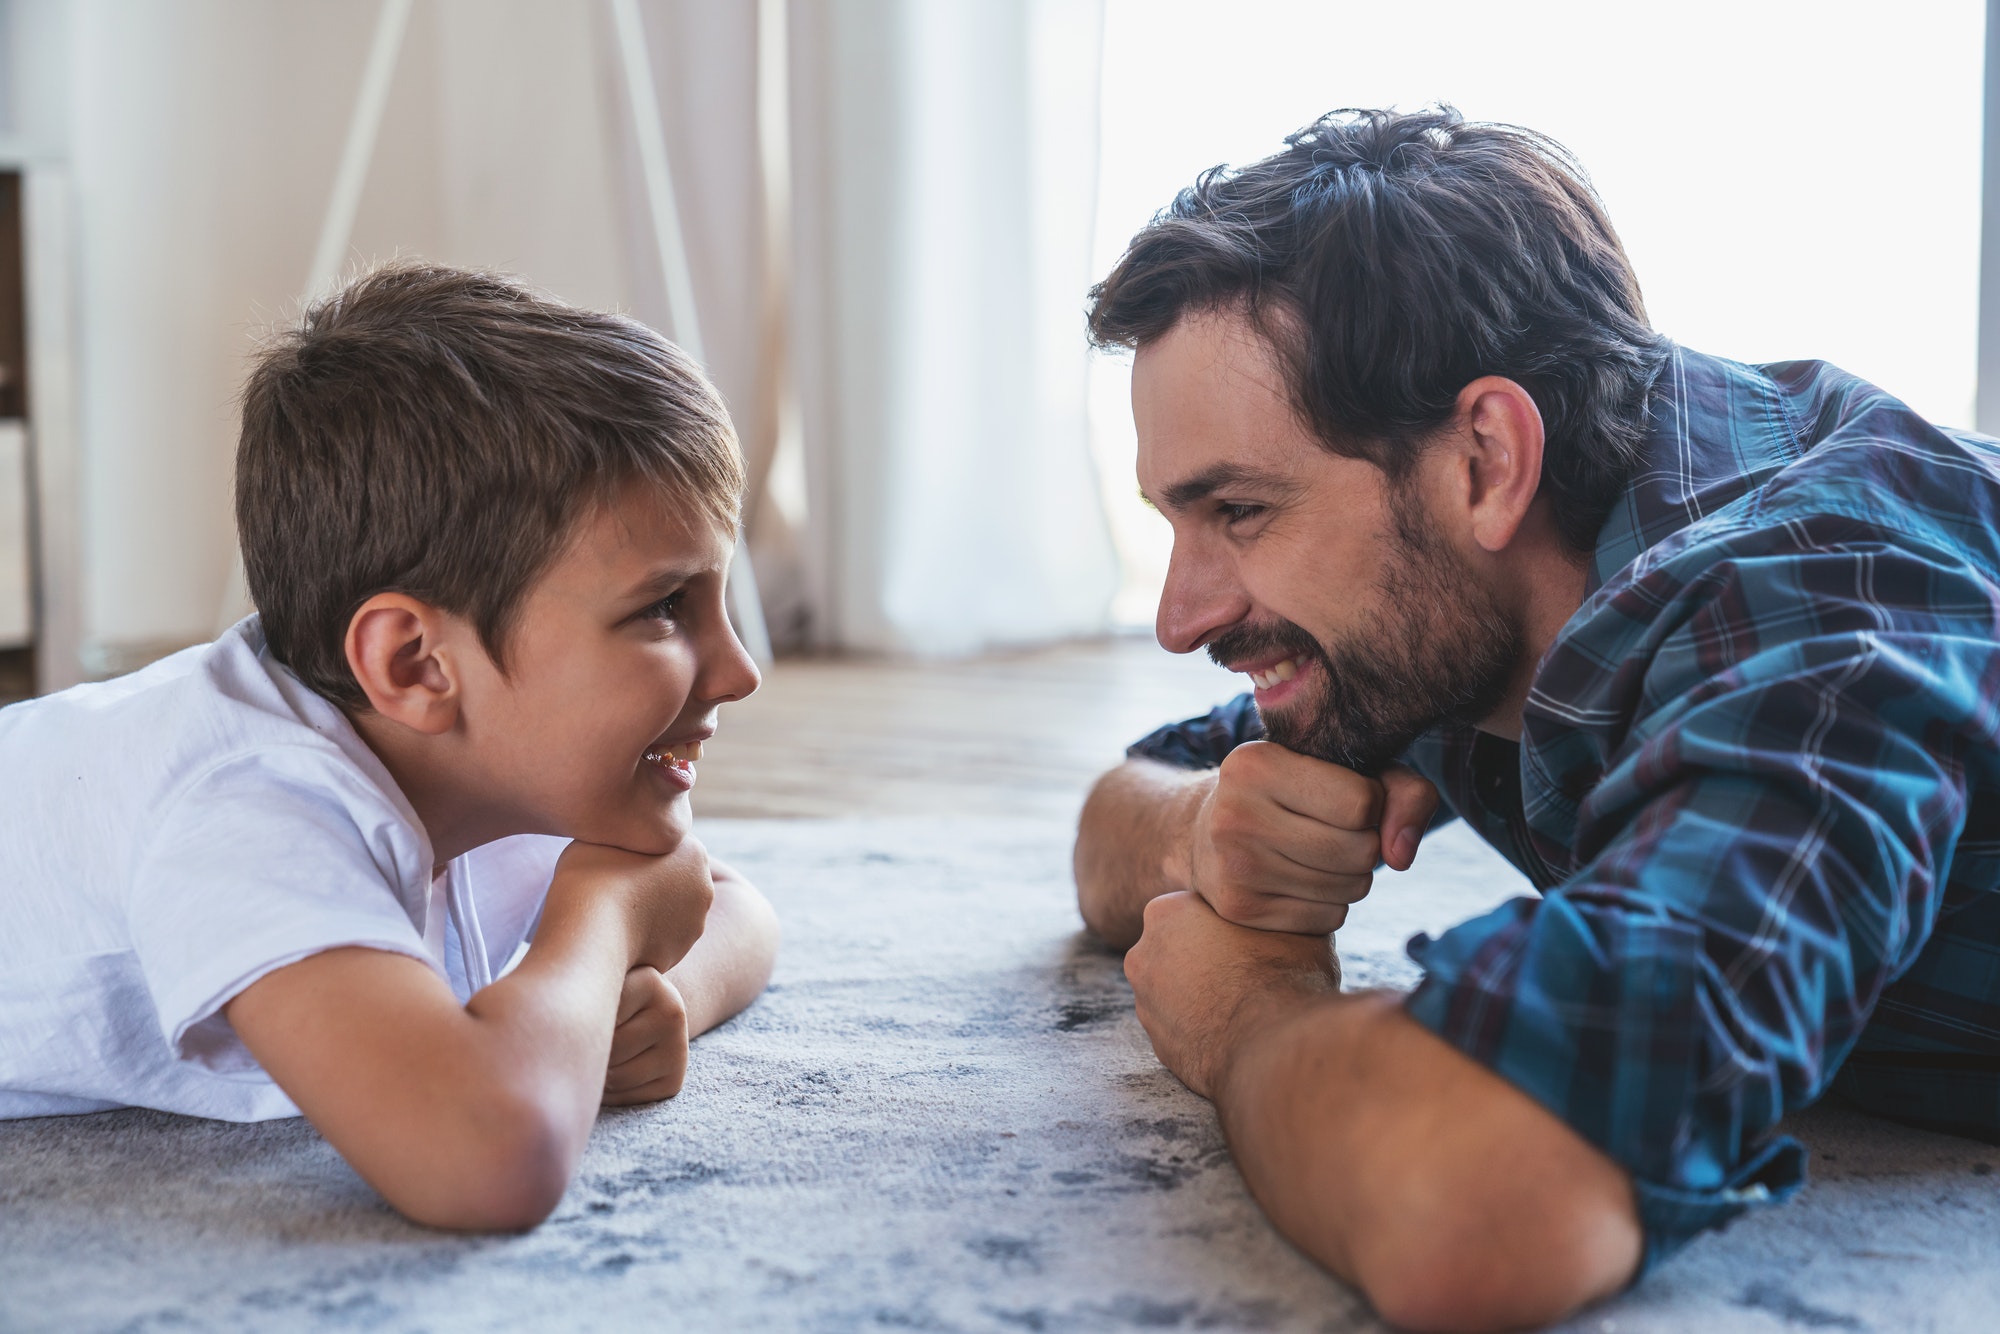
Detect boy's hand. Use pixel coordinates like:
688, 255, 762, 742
552, 836, 715, 974
603, 966, 690, 1105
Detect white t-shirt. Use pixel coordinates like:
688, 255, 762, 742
0, 617, 565, 1122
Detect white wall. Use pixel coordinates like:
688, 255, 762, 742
15, 0, 768, 670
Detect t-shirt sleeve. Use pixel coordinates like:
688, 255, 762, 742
1403, 535, 1997, 1273
1126, 692, 1265, 769
125, 749, 440, 1073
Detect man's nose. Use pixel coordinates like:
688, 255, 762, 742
1155, 540, 1248, 655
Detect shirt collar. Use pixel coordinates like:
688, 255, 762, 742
1585, 344, 1807, 594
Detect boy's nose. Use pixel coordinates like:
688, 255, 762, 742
706, 622, 762, 705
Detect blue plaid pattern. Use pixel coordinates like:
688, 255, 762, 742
1126, 346, 2000, 1271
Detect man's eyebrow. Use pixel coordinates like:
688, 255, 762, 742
1152, 462, 1295, 513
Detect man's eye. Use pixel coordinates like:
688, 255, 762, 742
1218, 502, 1266, 524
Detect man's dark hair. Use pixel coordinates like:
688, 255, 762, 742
1088, 105, 1670, 552
237, 261, 744, 708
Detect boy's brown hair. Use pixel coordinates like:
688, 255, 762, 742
236, 262, 743, 708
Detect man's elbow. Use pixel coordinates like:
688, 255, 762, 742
1356, 1172, 1641, 1333
1072, 773, 1143, 949
1074, 873, 1140, 950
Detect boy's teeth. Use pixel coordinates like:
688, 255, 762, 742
646, 741, 705, 766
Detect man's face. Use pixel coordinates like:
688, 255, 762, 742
1134, 311, 1520, 773
449, 485, 760, 855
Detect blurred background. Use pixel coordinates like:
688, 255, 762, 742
0, 0, 1988, 712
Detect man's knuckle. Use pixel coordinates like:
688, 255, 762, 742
1215, 845, 1261, 887
1334, 786, 1375, 827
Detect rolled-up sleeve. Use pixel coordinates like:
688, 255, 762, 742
1405, 531, 1998, 1271
1126, 692, 1265, 769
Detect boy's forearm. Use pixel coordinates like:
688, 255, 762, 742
225, 883, 640, 1231
1212, 992, 1641, 1332
464, 873, 643, 1109
1073, 760, 1210, 948
665, 859, 778, 1037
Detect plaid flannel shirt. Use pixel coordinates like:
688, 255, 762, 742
1127, 345, 2000, 1270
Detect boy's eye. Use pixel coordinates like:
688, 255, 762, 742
641, 592, 685, 623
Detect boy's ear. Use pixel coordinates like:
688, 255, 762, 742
344, 594, 463, 735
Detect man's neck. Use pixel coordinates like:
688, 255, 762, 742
1476, 518, 1592, 742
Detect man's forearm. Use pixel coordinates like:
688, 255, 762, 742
665, 859, 779, 1036
1073, 759, 1212, 948
1214, 991, 1641, 1332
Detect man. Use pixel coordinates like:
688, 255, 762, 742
1075, 106, 2000, 1332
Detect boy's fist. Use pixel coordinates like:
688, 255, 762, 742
602, 966, 690, 1105
554, 836, 715, 974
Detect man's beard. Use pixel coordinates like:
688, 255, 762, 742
1207, 484, 1523, 775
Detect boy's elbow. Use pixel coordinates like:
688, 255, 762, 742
1356, 1158, 1641, 1333
381, 1092, 579, 1233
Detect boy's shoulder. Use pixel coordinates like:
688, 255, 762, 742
8, 616, 394, 785
0, 616, 429, 889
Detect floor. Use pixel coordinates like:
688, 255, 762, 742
7, 637, 1997, 1332
690, 635, 1244, 821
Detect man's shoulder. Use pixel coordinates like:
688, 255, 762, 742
1647, 419, 2000, 593
1533, 419, 2000, 749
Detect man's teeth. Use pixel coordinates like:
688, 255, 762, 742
645, 740, 704, 765
1247, 658, 1300, 690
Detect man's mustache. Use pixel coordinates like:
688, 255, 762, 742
1205, 619, 1327, 675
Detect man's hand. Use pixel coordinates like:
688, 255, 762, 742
1182, 742, 1438, 935
602, 967, 690, 1105
552, 835, 714, 974
1124, 888, 1339, 1097
1124, 889, 1642, 1330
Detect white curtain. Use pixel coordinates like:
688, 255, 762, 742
783, 0, 1119, 655
17, 0, 1113, 677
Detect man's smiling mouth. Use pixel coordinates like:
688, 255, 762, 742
1244, 658, 1299, 690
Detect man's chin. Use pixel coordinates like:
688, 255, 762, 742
1257, 694, 1423, 775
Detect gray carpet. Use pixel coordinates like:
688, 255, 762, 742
2, 818, 1995, 1333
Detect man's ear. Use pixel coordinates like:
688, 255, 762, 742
344, 593, 463, 735
1453, 376, 1546, 553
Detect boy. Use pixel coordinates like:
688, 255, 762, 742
0, 263, 780, 1230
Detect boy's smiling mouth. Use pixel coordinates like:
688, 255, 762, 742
641, 736, 706, 790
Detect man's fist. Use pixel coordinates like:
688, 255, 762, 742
602, 966, 690, 1105
1126, 889, 1339, 1098
1182, 742, 1439, 935
554, 836, 715, 975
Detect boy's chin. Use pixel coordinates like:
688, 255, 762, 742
564, 798, 692, 857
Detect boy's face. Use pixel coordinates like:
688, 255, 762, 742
452, 484, 760, 856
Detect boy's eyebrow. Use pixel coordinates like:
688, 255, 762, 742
622, 560, 715, 603
1152, 462, 1294, 513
